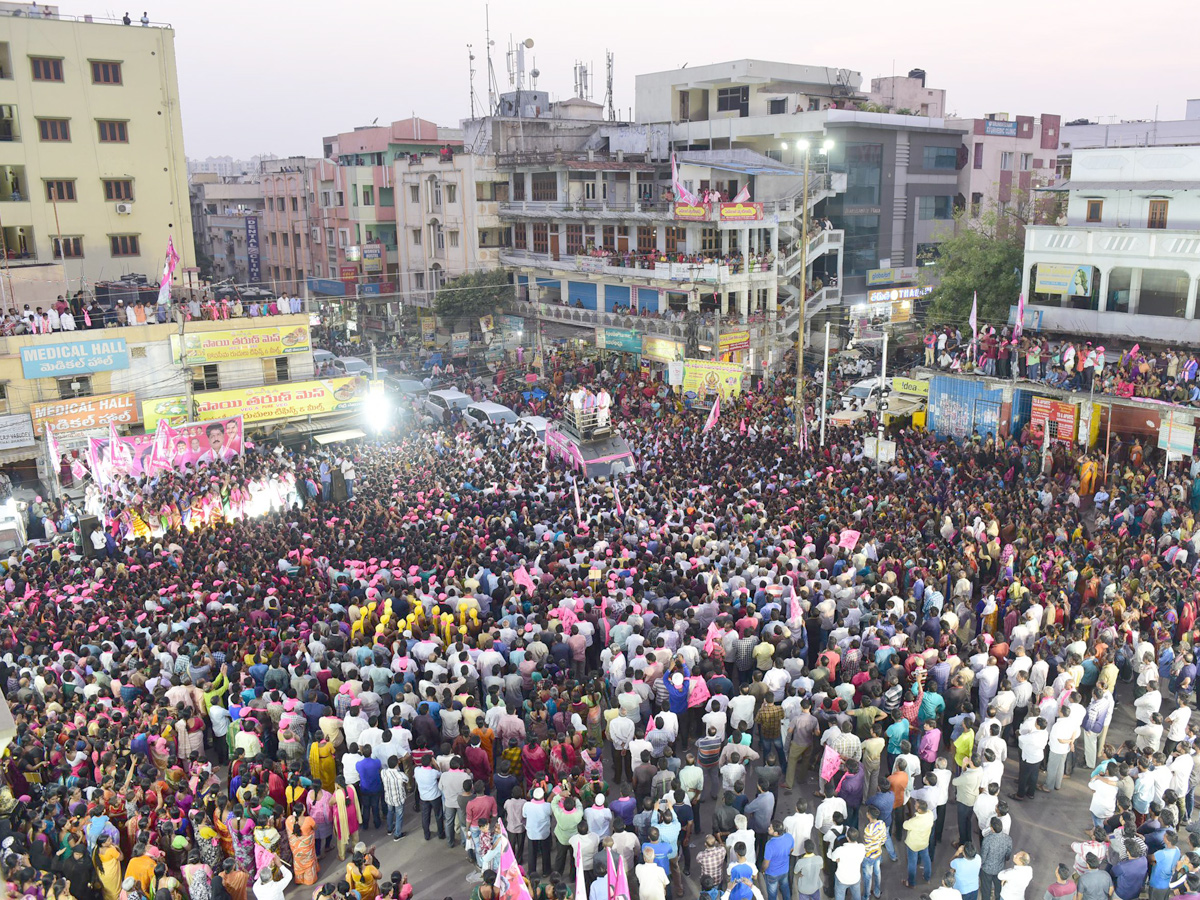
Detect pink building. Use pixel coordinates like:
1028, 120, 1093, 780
258, 156, 318, 295
950, 113, 1062, 224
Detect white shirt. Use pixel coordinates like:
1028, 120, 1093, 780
829, 842, 865, 885
998, 866, 1033, 900
1088, 777, 1118, 818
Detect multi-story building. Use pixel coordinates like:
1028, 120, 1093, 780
947, 112, 1062, 225
866, 70, 946, 118
0, 4, 193, 291
187, 155, 269, 179
258, 156, 317, 296
1021, 145, 1200, 343
635, 59, 965, 335
188, 175, 265, 285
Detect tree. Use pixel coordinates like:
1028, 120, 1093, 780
923, 209, 1024, 328
434, 269, 512, 322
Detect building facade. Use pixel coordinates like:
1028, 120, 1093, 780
866, 70, 946, 118
188, 176, 265, 285
258, 156, 317, 296
1022, 145, 1200, 344
947, 113, 1062, 225
0, 8, 193, 291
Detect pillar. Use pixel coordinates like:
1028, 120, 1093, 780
631, 171, 638, 209
597, 282, 607, 314
738, 290, 749, 318
595, 172, 603, 209
1096, 268, 1110, 313
1128, 268, 1143, 315
720, 290, 729, 316
1186, 275, 1199, 320
767, 280, 778, 314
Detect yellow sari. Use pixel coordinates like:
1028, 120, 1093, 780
308, 741, 336, 794
95, 845, 123, 900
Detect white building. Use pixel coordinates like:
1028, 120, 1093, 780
867, 70, 946, 118
1022, 145, 1200, 343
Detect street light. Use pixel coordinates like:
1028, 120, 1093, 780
795, 136, 832, 447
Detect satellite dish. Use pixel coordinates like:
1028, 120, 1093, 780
531, 68, 540, 79
523, 38, 534, 48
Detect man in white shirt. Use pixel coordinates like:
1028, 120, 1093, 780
1165, 696, 1191, 752
829, 835, 866, 898
997, 853, 1033, 900
1014, 716, 1048, 800
930, 872, 963, 900
1046, 711, 1079, 791
635, 847, 671, 900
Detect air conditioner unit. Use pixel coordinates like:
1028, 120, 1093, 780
115, 202, 133, 215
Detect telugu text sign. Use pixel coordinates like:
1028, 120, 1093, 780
170, 325, 311, 365
141, 396, 190, 430
192, 377, 368, 424
20, 337, 129, 379
682, 359, 745, 399
31, 392, 138, 435
0, 414, 35, 450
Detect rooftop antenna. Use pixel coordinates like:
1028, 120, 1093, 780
574, 60, 591, 100
467, 43, 478, 119
604, 50, 616, 121
484, 4, 499, 114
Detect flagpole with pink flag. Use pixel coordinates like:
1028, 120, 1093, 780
703, 392, 721, 433
968, 291, 979, 362
157, 235, 180, 307
1013, 292, 1025, 341
671, 152, 698, 206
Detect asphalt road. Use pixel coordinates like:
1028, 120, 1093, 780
287, 684, 1144, 900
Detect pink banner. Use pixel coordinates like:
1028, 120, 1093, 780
89, 415, 244, 484
498, 825, 535, 900
837, 529, 861, 550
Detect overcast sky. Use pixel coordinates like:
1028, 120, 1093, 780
116, 0, 1196, 159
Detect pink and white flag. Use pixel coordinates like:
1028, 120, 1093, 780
1013, 292, 1025, 341
732, 184, 751, 203
968, 290, 979, 360
703, 392, 721, 433
671, 153, 698, 206
613, 482, 624, 517
157, 235, 180, 306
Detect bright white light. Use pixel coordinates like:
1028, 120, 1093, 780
780, 142, 789, 151
822, 139, 834, 152
364, 393, 391, 431
797, 139, 810, 152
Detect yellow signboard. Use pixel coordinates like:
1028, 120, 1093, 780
682, 359, 745, 399
641, 337, 681, 363
193, 377, 369, 424
719, 331, 751, 353
170, 325, 311, 365
891, 377, 929, 397
142, 396, 190, 430
420, 317, 437, 345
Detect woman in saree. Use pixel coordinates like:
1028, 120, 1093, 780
226, 804, 255, 872
284, 804, 319, 886
91, 834, 122, 900
307, 739, 336, 794
344, 848, 381, 900
331, 777, 360, 862
182, 850, 213, 900
252, 812, 281, 878
305, 784, 334, 857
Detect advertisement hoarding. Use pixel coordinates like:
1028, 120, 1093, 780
681, 359, 745, 399
597, 328, 641, 354
192, 377, 369, 424
0, 414, 35, 450
245, 216, 260, 283
1034, 263, 1093, 296
718, 331, 751, 354
31, 392, 138, 435
142, 397, 190, 430
20, 337, 129, 379
1029, 396, 1078, 443
717, 202, 764, 222
170, 325, 311, 365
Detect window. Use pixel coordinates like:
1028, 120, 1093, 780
448, 230, 459, 248
922, 146, 958, 170
583, 180, 608, 201
410, 228, 422, 247
282, 232, 289, 247
325, 228, 335, 246
1020, 153, 1032, 171
30, 57, 63, 82
191, 365, 219, 392
57, 376, 91, 399
701, 227, 719, 252
409, 185, 420, 203
51, 236, 83, 258
413, 272, 425, 290
716, 86, 748, 114
109, 234, 140, 256
0, 385, 9, 414
602, 225, 615, 250
531, 172, 557, 201
90, 61, 122, 85
432, 182, 442, 207
362, 185, 373, 206
637, 226, 656, 254
973, 143, 983, 170
1086, 200, 1103, 223
970, 192, 983, 218
665, 225, 685, 252
262, 357, 290, 384
103, 179, 133, 201
512, 173, 525, 201
44, 180, 75, 201
269, 232, 277, 247
97, 120, 127, 143
918, 196, 954, 220
513, 223, 527, 250
276, 197, 285, 211
37, 118, 70, 141
565, 224, 583, 255
769, 98, 787, 115
433, 226, 444, 250
445, 184, 456, 203
532, 223, 548, 254
290, 196, 298, 211
1148, 199, 1169, 229
1000, 151, 1013, 170
638, 182, 654, 201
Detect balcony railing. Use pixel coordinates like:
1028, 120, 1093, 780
501, 249, 776, 284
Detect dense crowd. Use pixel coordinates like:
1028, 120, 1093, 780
925, 324, 1200, 406
4, 346, 1200, 900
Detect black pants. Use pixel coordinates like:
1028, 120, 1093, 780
1017, 759, 1039, 798
529, 837, 551, 875
956, 801, 973, 847
420, 797, 444, 840
509, 830, 526, 863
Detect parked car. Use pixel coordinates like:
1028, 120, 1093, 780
840, 376, 884, 410
423, 388, 473, 423
463, 401, 519, 429
515, 414, 549, 442
337, 356, 387, 377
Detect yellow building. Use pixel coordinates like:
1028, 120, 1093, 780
0, 7, 192, 295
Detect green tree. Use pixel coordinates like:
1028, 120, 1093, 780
924, 209, 1023, 327
434, 269, 512, 322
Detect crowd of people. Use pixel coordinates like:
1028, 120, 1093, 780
4, 339, 1200, 900
924, 324, 1200, 406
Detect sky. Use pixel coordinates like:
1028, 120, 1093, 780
100, 0, 1198, 159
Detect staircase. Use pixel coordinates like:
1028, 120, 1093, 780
781, 228, 844, 279
774, 284, 842, 340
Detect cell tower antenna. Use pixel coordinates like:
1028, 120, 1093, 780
484, 4, 500, 114
604, 50, 616, 121
467, 44, 478, 119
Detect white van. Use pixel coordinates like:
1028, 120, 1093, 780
463, 401, 519, 429
840, 376, 883, 410
423, 388, 473, 423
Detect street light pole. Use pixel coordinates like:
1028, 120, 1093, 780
795, 143, 809, 446
819, 321, 831, 447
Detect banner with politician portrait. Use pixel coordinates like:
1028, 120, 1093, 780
89, 415, 245, 484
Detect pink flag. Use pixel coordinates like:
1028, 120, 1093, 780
733, 183, 751, 203
606, 850, 619, 900
671, 152, 698, 206
45, 424, 61, 466
703, 392, 721, 433
614, 482, 624, 517
739, 418, 747, 436
575, 841, 586, 900
108, 421, 119, 463
613, 853, 630, 900
157, 235, 180, 306
1013, 292, 1025, 341
968, 291, 979, 359
789, 590, 802, 623
838, 529, 862, 550
497, 823, 535, 900
513, 566, 537, 595
574, 481, 583, 523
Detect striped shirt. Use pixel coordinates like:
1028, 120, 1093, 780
863, 820, 886, 860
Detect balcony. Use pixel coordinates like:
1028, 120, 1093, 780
503, 297, 718, 345
780, 228, 843, 278
500, 248, 776, 285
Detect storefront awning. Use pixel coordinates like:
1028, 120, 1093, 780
0, 445, 42, 466
314, 429, 366, 445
